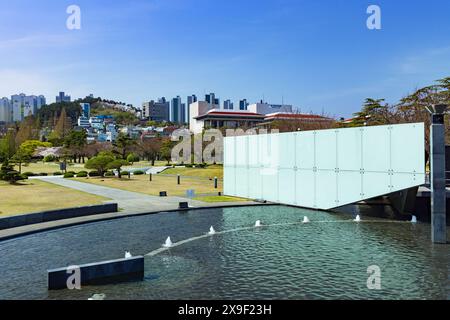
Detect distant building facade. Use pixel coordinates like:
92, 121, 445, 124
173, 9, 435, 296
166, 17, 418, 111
142, 97, 170, 122
0, 97, 12, 123
56, 91, 71, 103
171, 96, 183, 123
186, 95, 198, 124
205, 93, 220, 106
10, 94, 46, 122
239, 99, 249, 110
247, 102, 293, 115
223, 99, 234, 110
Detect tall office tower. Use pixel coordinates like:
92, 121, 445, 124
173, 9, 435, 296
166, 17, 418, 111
187, 94, 197, 106
56, 91, 71, 103
180, 103, 187, 124
205, 93, 219, 106
171, 96, 182, 123
223, 99, 234, 110
0, 97, 12, 123
186, 95, 197, 124
239, 99, 249, 111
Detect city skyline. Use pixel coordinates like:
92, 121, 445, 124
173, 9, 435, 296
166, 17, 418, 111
1, 0, 450, 118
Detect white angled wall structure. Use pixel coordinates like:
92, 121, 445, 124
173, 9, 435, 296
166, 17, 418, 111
224, 123, 426, 210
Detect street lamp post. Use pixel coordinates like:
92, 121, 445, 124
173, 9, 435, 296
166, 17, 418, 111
425, 104, 448, 244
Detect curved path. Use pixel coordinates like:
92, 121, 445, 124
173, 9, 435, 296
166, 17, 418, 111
31, 176, 205, 213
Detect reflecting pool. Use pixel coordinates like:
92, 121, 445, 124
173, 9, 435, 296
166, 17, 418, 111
0, 205, 448, 300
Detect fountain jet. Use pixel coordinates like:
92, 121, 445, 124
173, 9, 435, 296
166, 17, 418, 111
125, 251, 132, 259
411, 215, 417, 223
303, 216, 310, 223
163, 237, 173, 248
208, 226, 216, 235
354, 215, 361, 222
255, 220, 262, 227
88, 293, 106, 300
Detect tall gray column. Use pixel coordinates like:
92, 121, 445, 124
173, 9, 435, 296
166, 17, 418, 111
428, 105, 447, 244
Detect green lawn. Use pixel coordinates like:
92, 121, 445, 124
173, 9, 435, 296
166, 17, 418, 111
0, 180, 109, 217
73, 173, 224, 197
161, 165, 224, 179
123, 160, 170, 170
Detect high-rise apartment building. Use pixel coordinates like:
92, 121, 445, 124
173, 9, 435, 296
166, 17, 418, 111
0, 97, 12, 123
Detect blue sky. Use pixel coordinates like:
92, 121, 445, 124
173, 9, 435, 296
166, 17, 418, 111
1, 0, 450, 118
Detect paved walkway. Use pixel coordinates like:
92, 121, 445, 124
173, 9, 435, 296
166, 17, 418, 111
30, 176, 206, 213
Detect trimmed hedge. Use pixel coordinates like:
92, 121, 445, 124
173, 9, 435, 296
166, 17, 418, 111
89, 171, 100, 177
53, 172, 63, 176
63, 172, 75, 179
133, 170, 144, 175
121, 171, 130, 176
23, 172, 36, 177
76, 172, 88, 178
104, 171, 114, 177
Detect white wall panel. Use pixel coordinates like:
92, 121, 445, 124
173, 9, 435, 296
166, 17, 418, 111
224, 123, 426, 210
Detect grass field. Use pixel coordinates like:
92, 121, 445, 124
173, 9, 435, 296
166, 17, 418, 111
73, 174, 223, 197
160, 165, 224, 179
0, 180, 109, 217
14, 162, 86, 174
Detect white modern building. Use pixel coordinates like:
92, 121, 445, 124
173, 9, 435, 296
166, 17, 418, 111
189, 99, 329, 134
247, 102, 293, 115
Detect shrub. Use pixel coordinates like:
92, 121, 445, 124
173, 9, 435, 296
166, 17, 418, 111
185, 164, 193, 168
63, 172, 75, 178
77, 171, 88, 175
20, 174, 29, 180
22, 172, 36, 177
38, 172, 48, 176
0, 163, 25, 184
126, 153, 140, 163
89, 171, 100, 177
134, 170, 144, 175
67, 171, 76, 175
43, 155, 56, 162
104, 171, 114, 177
76, 172, 88, 178
121, 171, 130, 176
53, 172, 63, 176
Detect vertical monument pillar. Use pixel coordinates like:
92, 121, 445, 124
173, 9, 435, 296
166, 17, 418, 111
426, 104, 448, 244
